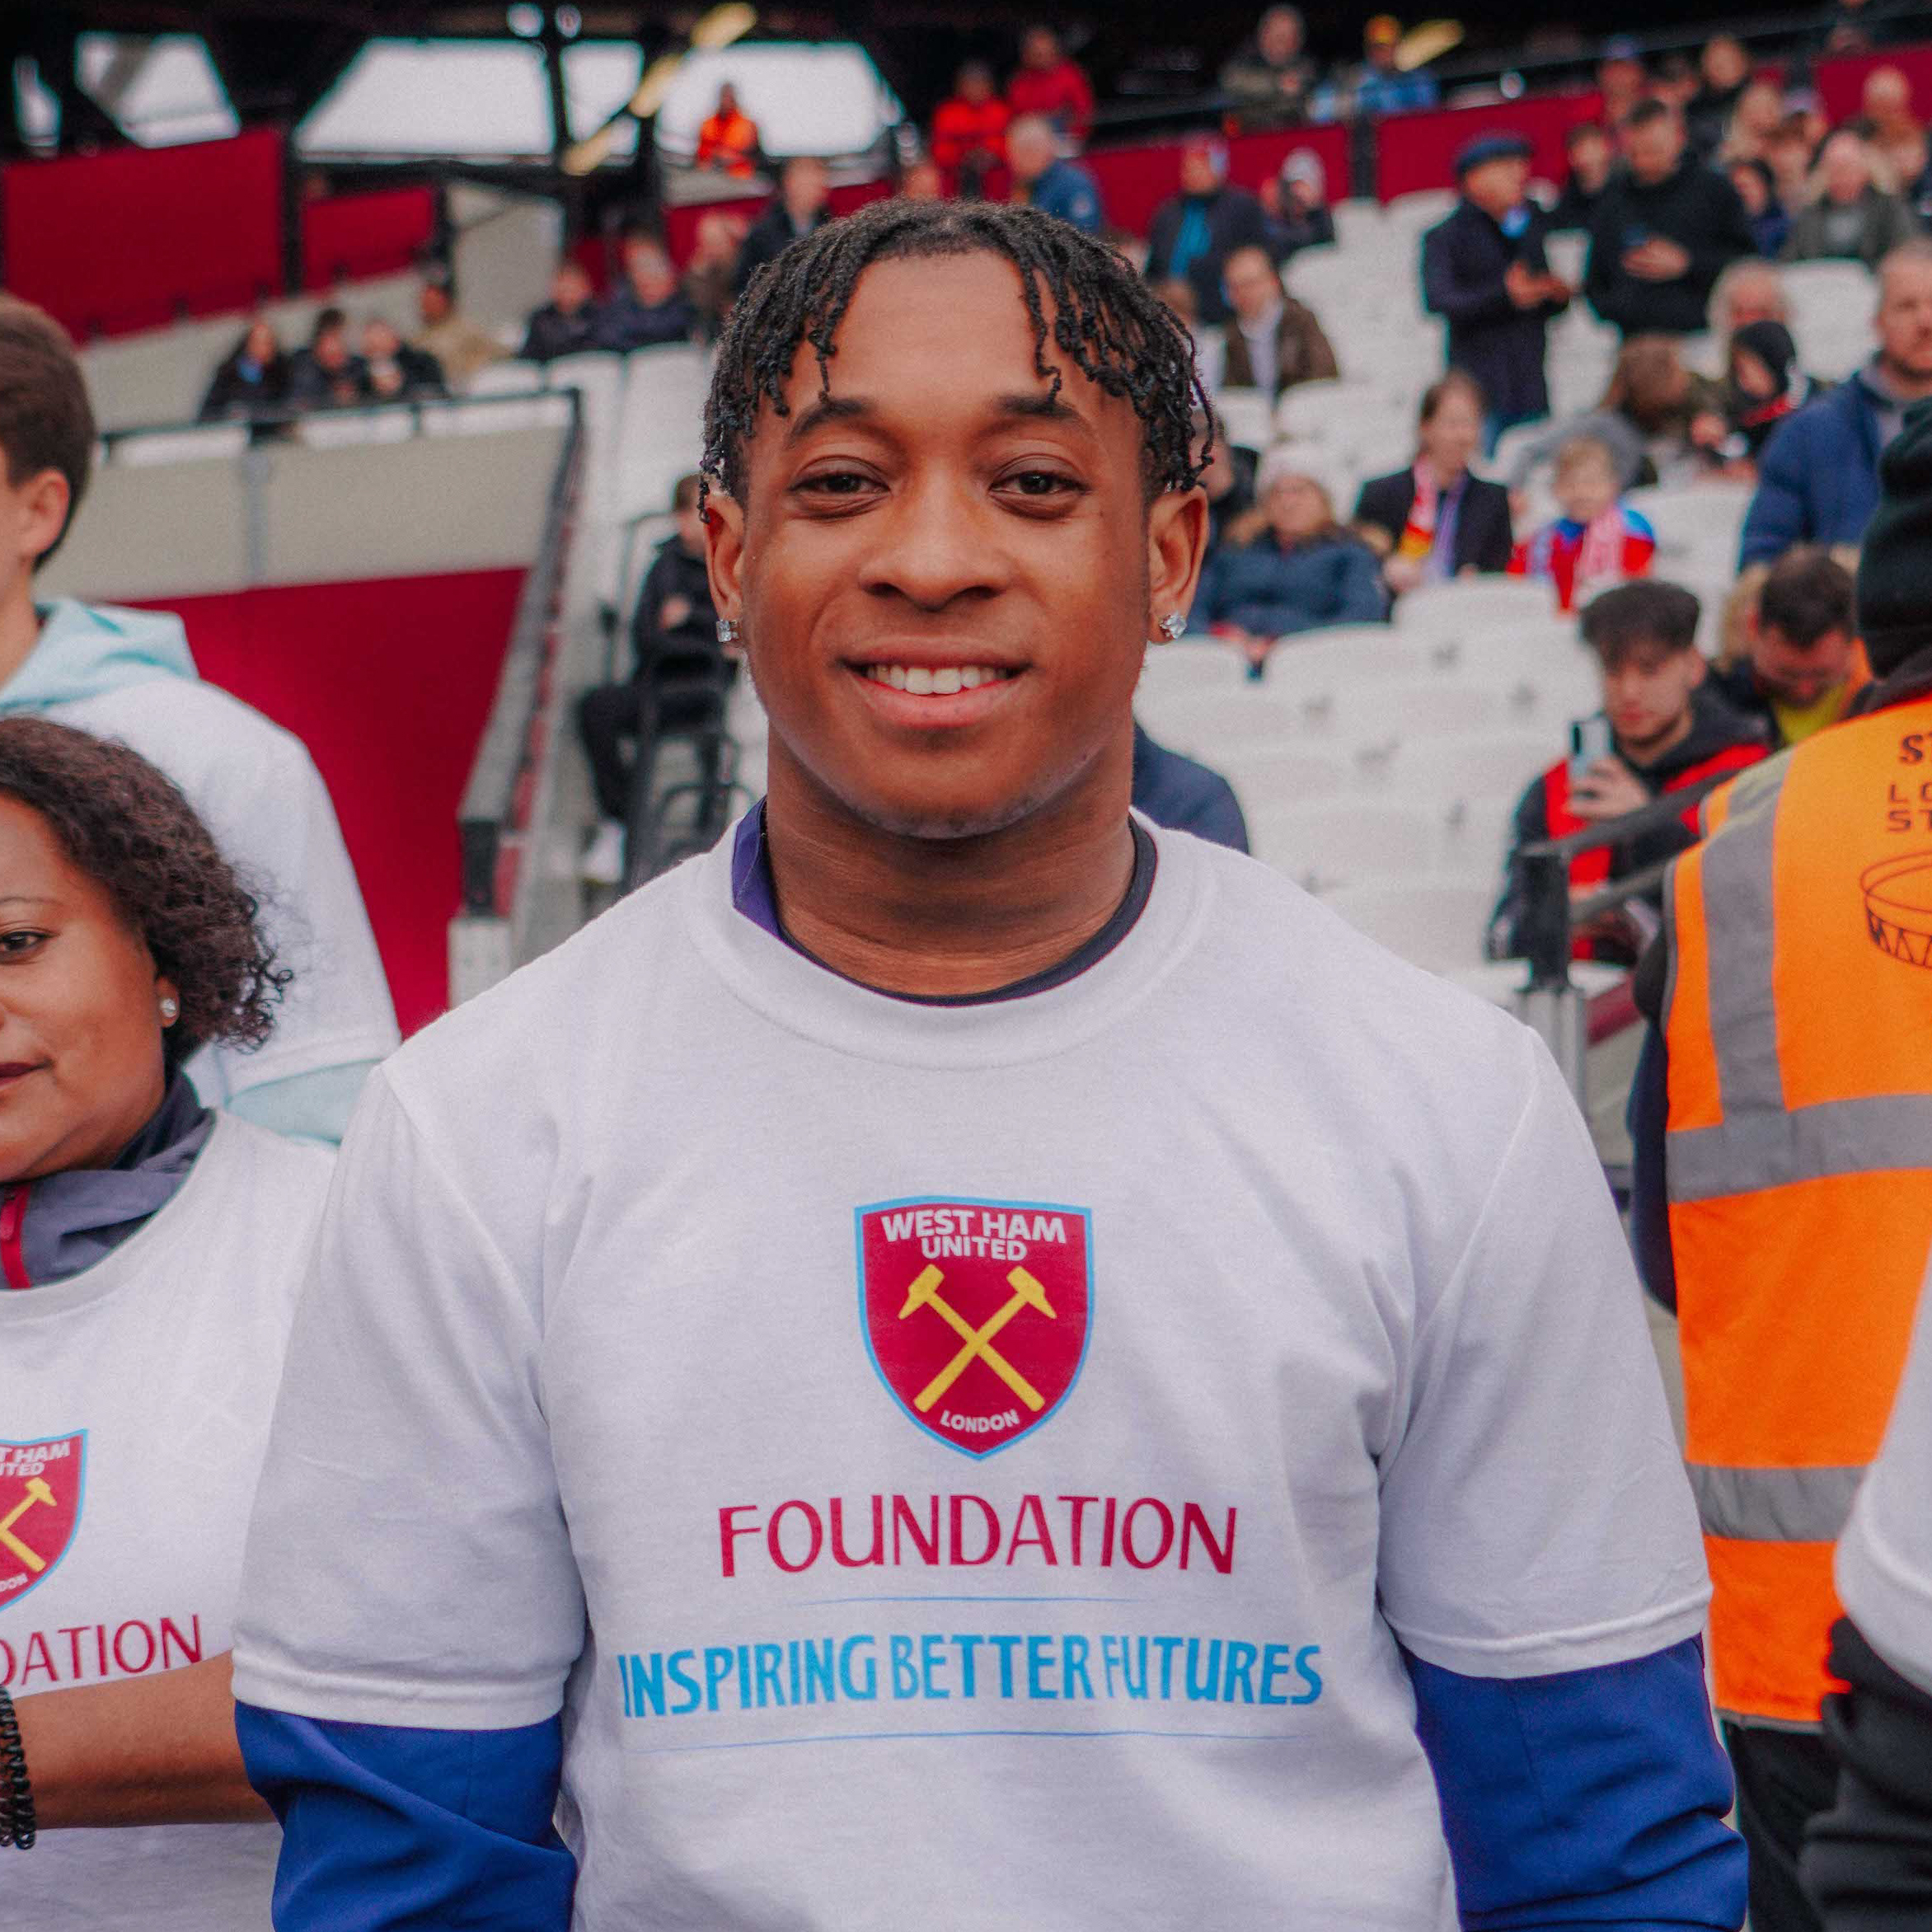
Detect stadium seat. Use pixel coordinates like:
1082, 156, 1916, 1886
1137, 639, 1247, 691
1329, 199, 1386, 251
1216, 743, 1350, 814
1393, 577, 1563, 638
1212, 387, 1273, 453
1783, 258, 1881, 382
1318, 679, 1512, 743
1318, 879, 1495, 976
1246, 799, 1438, 884
1132, 687, 1300, 757
1379, 732, 1554, 805
470, 360, 550, 397
1625, 482, 1753, 571
1382, 189, 1458, 237
1261, 628, 1431, 692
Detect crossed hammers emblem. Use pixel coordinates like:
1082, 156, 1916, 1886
0, 1477, 55, 1574
898, 1264, 1057, 1414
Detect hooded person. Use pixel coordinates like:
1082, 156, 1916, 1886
1715, 318, 1815, 462
0, 298, 396, 1142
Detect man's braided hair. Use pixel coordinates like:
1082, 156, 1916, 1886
701, 198, 1210, 509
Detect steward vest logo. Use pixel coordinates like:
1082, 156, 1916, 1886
1861, 853, 1932, 966
0, 1433, 84, 1613
857, 1198, 1092, 1459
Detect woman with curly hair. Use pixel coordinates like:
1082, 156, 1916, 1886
0, 717, 334, 1928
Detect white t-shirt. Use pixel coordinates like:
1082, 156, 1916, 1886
51, 680, 399, 1106
2, 1116, 334, 1930
235, 823, 1709, 1931
1838, 1259, 1932, 1697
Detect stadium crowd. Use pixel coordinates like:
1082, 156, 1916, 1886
9, 4, 1932, 1930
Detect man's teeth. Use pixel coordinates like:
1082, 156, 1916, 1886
863, 664, 1016, 693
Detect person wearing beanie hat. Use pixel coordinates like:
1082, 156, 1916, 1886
1144, 134, 1268, 326
1260, 148, 1336, 260
1423, 129, 1572, 437
1625, 391, 1932, 1932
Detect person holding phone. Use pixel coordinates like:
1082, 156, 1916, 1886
1490, 579, 1766, 964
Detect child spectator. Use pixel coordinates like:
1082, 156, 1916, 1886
596, 236, 698, 351
1697, 318, 1816, 469
694, 82, 761, 177
519, 260, 600, 363
1005, 25, 1095, 144
1712, 546, 1869, 748
1191, 455, 1386, 670
931, 61, 1010, 190
284, 307, 366, 410
199, 318, 288, 422
1491, 580, 1766, 963
360, 318, 445, 402
1510, 434, 1658, 612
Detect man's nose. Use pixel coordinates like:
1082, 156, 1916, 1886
856, 474, 1012, 612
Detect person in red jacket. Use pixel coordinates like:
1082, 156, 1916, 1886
1006, 25, 1095, 146
931, 61, 1011, 190
1491, 579, 1767, 964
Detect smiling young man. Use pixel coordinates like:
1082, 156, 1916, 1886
230, 202, 1743, 1930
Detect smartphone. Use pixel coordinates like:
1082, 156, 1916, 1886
1622, 226, 1651, 251
1569, 715, 1613, 783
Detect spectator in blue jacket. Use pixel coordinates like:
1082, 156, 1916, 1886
1131, 723, 1250, 851
1739, 242, 1932, 565
595, 237, 698, 351
1192, 456, 1386, 669
1006, 115, 1103, 233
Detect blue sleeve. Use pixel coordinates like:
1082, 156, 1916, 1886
1738, 415, 1813, 567
237, 1705, 575, 1931
1628, 1023, 1677, 1312
1405, 1639, 1746, 1930
1336, 543, 1391, 625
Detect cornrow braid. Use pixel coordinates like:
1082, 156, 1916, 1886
701, 198, 1211, 510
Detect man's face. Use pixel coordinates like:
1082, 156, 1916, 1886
673, 501, 705, 553
1259, 11, 1301, 63
1704, 38, 1749, 90
1601, 642, 1704, 750
1865, 70, 1911, 123
554, 265, 592, 313
1179, 148, 1221, 196
1570, 131, 1611, 188
1022, 28, 1057, 69
315, 327, 349, 371
1822, 134, 1870, 202
1625, 115, 1686, 185
1751, 622, 1855, 708
1878, 260, 1932, 384
959, 66, 992, 105
1464, 156, 1528, 218
1007, 126, 1053, 185
1223, 250, 1281, 323
704, 252, 1205, 841
626, 246, 676, 303
784, 160, 829, 218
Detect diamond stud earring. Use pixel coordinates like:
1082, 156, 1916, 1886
716, 617, 741, 645
159, 996, 180, 1023
1157, 613, 1186, 641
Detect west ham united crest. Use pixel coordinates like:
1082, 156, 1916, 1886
857, 1197, 1092, 1458
0, 1433, 84, 1613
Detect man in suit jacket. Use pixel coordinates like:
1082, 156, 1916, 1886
1217, 246, 1338, 397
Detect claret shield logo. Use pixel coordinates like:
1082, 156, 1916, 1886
0, 1433, 84, 1612
857, 1197, 1093, 1458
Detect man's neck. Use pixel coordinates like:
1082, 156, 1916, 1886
1615, 704, 1694, 768
762, 746, 1137, 997
1241, 299, 1284, 334
1873, 354, 1932, 404
0, 579, 42, 692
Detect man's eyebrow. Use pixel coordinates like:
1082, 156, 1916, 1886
784, 395, 873, 445
993, 392, 1090, 430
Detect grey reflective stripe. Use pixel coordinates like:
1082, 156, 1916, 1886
1686, 1461, 1865, 1542
1668, 1093, 1932, 1201
1700, 785, 1785, 1118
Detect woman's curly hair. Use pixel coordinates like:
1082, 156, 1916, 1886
0, 716, 290, 1064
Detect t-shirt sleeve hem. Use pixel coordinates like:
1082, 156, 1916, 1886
1390, 1585, 1710, 1681
232, 1657, 565, 1733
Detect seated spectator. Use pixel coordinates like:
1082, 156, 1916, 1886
735, 157, 832, 294
694, 82, 761, 178
597, 236, 698, 351
1347, 15, 1438, 118
1423, 132, 1571, 440
1490, 580, 1766, 964
682, 213, 748, 340
1259, 151, 1335, 260
1697, 318, 1817, 469
1217, 245, 1337, 397
1740, 241, 1932, 564
1131, 722, 1250, 851
1711, 546, 1869, 747
519, 259, 600, 363
1766, 111, 1821, 214
1510, 434, 1658, 612
1222, 7, 1317, 129
1146, 137, 1268, 326
1191, 456, 1386, 667
1726, 157, 1790, 257
284, 307, 366, 411
1006, 25, 1095, 144
412, 273, 505, 390
199, 318, 287, 422
1859, 65, 1926, 192
577, 474, 719, 884
1652, 52, 1700, 120
1597, 37, 1648, 132
360, 318, 445, 402
1158, 278, 1221, 390
1355, 373, 1516, 593
1783, 129, 1920, 270
1508, 335, 1707, 494
1006, 115, 1103, 234
1585, 101, 1756, 338
1687, 35, 1752, 160
1709, 256, 1790, 338
931, 61, 1010, 190
1550, 122, 1614, 232
1719, 79, 1786, 164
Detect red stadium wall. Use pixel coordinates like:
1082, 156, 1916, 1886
1375, 88, 1606, 201
133, 569, 526, 1037
1814, 45, 1932, 119
662, 178, 893, 266
1, 129, 284, 338
302, 186, 438, 290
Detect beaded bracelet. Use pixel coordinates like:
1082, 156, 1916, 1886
0, 1684, 35, 1849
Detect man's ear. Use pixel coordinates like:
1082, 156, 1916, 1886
18, 469, 70, 571
1146, 487, 1210, 636
1686, 649, 1708, 689
702, 487, 746, 623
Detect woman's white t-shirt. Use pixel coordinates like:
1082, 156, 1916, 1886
1, 1115, 333, 1930
236, 823, 1709, 1930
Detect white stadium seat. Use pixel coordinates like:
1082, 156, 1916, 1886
1246, 800, 1438, 884
1394, 577, 1563, 639
1379, 732, 1554, 805
1262, 628, 1431, 693
1624, 482, 1753, 573
1132, 687, 1300, 757
1137, 639, 1247, 692
1318, 880, 1495, 976
1217, 743, 1350, 813
469, 360, 550, 398
1318, 679, 1513, 744
1212, 387, 1273, 453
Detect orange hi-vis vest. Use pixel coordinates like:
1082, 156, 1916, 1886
1664, 695, 1932, 1728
